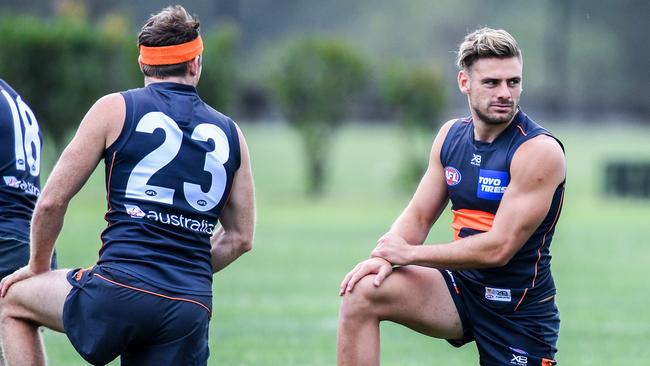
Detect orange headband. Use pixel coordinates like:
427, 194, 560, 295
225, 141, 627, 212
139, 36, 203, 66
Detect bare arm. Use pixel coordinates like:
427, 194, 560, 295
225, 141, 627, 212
1, 93, 124, 295
339, 120, 454, 294
384, 120, 455, 245
372, 134, 566, 268
210, 125, 255, 273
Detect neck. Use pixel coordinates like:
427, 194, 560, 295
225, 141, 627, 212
144, 75, 197, 87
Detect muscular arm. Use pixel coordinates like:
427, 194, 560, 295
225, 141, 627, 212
385, 120, 455, 245
29, 94, 125, 273
339, 121, 454, 293
372, 134, 566, 268
0, 94, 124, 295
210, 126, 255, 273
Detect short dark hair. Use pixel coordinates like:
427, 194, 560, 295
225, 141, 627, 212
456, 28, 521, 70
138, 5, 200, 78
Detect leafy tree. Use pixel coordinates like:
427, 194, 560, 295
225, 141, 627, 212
271, 37, 368, 196
0, 9, 241, 155
381, 64, 446, 189
0, 14, 137, 151
197, 23, 240, 114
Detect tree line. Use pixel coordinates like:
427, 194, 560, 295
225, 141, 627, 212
0, 12, 447, 196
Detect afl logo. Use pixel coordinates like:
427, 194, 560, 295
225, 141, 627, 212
197, 199, 208, 207
444, 166, 461, 186
145, 189, 157, 197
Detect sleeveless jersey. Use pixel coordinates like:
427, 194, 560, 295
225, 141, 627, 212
99, 82, 241, 296
440, 109, 564, 304
0, 79, 41, 241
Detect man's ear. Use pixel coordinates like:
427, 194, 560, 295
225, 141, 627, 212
458, 69, 470, 95
189, 55, 201, 76
137, 55, 145, 73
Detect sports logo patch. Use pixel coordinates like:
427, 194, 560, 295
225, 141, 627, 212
444, 166, 462, 186
510, 354, 528, 366
470, 154, 482, 166
3, 176, 40, 196
485, 287, 511, 302
477, 169, 509, 200
124, 204, 146, 219
3, 176, 20, 188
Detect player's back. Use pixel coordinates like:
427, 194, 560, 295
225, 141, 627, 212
99, 82, 241, 296
0, 79, 41, 242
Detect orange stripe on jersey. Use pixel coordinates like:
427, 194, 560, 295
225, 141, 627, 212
451, 209, 495, 241
99, 151, 117, 256
532, 189, 564, 288
516, 124, 527, 136
542, 358, 557, 366
513, 287, 528, 312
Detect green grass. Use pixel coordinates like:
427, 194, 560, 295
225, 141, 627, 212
41, 122, 650, 365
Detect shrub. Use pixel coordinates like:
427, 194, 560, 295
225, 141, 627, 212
271, 37, 368, 196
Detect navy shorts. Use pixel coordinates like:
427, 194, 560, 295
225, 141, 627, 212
0, 236, 57, 279
63, 265, 212, 366
441, 269, 560, 366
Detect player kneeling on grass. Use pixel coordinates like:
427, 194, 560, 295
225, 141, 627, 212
0, 5, 255, 366
337, 28, 565, 366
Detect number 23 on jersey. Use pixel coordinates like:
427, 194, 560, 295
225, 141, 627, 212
125, 112, 230, 212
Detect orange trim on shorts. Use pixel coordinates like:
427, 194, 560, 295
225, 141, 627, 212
513, 287, 528, 312
93, 273, 211, 317
542, 358, 557, 366
139, 36, 203, 66
73, 266, 95, 281
451, 209, 495, 241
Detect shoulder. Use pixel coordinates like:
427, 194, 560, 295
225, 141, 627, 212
93, 93, 125, 110
517, 134, 564, 159
434, 119, 461, 144
87, 93, 125, 126
432, 118, 465, 162
511, 134, 566, 184
81, 93, 126, 148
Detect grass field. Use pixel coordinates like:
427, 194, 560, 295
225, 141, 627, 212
40, 122, 650, 365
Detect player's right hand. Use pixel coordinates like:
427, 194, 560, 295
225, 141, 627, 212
0, 265, 39, 297
339, 257, 393, 296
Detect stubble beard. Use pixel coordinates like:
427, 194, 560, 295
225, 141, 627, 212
473, 102, 518, 125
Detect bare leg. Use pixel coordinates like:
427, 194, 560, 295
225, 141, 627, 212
0, 270, 72, 366
337, 266, 463, 366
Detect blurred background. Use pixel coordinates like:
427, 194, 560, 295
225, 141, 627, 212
1, 0, 648, 365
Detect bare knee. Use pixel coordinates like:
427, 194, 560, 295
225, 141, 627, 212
0, 287, 26, 325
340, 275, 385, 321
0, 293, 18, 334
0, 271, 70, 333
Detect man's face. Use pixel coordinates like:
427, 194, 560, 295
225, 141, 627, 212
458, 57, 523, 125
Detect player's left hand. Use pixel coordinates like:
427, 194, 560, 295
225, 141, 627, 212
371, 232, 415, 266
0, 265, 39, 297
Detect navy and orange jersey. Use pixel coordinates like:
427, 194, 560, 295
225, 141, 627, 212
440, 109, 564, 305
0, 79, 41, 241
98, 82, 241, 296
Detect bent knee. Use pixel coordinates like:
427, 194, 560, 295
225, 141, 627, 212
340, 275, 387, 318
0, 287, 28, 321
